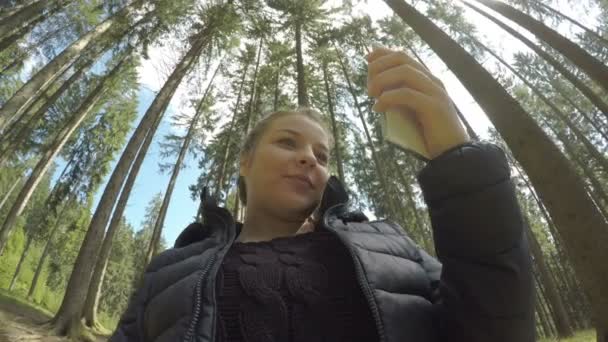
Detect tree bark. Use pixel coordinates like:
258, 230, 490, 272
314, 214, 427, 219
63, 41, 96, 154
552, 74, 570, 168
0, 53, 128, 255
295, 21, 309, 107
321, 60, 345, 182
0, 57, 96, 166
8, 234, 33, 291
244, 38, 263, 133
0, 175, 21, 212
82, 121, 158, 328
27, 193, 74, 300
0, 0, 141, 131
145, 61, 221, 267
530, 0, 608, 49
524, 214, 573, 337
335, 46, 400, 219
0, 0, 53, 41
214, 56, 251, 199
473, 36, 608, 175
0, 5, 52, 54
384, 0, 608, 338
0, 0, 40, 22
462, 1, 608, 124
51, 27, 211, 336
273, 64, 281, 111
474, 0, 608, 93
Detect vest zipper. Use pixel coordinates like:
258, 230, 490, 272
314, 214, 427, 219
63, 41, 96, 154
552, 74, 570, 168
183, 253, 218, 342
324, 208, 387, 342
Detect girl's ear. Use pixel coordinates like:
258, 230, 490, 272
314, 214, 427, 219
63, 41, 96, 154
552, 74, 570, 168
239, 154, 251, 177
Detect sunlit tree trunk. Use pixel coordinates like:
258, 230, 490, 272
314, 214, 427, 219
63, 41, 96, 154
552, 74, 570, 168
51, 27, 212, 335
384, 1, 608, 339
0, 6, 52, 54
0, 0, 141, 131
0, 0, 57, 41
82, 122, 158, 328
0, 175, 21, 212
146, 62, 221, 268
0, 57, 96, 166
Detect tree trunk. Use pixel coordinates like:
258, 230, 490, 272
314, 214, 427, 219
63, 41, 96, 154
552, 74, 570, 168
462, 1, 608, 124
0, 54, 127, 255
214, 57, 251, 199
474, 0, 608, 93
335, 46, 400, 219
391, 151, 433, 252
8, 234, 33, 291
273, 64, 281, 111
245, 38, 263, 133
0, 5, 52, 54
294, 21, 308, 107
27, 194, 73, 300
82, 121, 159, 328
0, 0, 40, 22
384, 0, 608, 338
524, 214, 573, 337
145, 62, 221, 267
0, 22, 64, 74
542, 114, 608, 215
530, 0, 608, 49
0, 0, 53, 41
0, 0, 141, 131
51, 27, 211, 336
0, 56, 97, 166
535, 272, 556, 338
554, 87, 608, 143
321, 60, 345, 182
0, 175, 21, 212
473, 36, 608, 175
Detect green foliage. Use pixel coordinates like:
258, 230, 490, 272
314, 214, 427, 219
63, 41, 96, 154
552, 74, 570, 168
539, 330, 596, 342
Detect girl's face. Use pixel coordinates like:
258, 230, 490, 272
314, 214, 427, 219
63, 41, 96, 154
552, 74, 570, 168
240, 114, 331, 219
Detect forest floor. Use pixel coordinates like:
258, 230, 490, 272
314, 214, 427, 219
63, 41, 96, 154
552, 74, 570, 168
539, 330, 595, 342
0, 291, 108, 341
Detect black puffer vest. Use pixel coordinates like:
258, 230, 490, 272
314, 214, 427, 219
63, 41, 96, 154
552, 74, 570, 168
111, 142, 535, 342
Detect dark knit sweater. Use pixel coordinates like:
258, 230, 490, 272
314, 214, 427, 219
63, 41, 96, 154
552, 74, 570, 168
215, 229, 378, 342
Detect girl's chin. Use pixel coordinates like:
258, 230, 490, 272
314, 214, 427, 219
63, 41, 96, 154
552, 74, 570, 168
277, 192, 316, 212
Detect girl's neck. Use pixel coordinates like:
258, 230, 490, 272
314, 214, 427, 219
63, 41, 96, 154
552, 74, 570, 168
237, 206, 305, 243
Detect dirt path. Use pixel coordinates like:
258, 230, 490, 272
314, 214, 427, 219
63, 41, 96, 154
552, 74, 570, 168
0, 295, 106, 342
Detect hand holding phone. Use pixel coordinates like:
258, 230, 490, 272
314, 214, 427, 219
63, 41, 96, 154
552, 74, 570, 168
367, 45, 471, 160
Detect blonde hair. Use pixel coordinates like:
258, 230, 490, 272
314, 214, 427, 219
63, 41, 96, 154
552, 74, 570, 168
238, 107, 334, 206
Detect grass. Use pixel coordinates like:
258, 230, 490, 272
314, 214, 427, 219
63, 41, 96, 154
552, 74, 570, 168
540, 330, 596, 342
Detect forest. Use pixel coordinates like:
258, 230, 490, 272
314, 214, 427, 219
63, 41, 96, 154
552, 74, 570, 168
0, 0, 607, 341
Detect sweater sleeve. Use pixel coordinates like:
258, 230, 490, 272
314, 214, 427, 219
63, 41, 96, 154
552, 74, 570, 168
416, 142, 535, 342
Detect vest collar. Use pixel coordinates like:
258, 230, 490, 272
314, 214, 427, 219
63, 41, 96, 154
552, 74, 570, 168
174, 175, 350, 248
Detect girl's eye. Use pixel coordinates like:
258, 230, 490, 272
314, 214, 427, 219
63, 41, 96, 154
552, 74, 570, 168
278, 137, 296, 148
316, 152, 329, 165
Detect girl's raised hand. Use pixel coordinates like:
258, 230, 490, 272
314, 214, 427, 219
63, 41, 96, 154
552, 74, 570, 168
367, 46, 471, 159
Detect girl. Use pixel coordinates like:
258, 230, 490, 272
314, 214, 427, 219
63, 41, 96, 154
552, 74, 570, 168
111, 47, 534, 342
